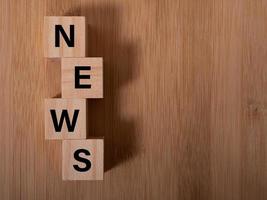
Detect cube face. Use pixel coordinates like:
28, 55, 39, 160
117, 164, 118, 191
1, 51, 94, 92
44, 98, 87, 140
44, 16, 86, 58
61, 57, 103, 98
62, 139, 104, 180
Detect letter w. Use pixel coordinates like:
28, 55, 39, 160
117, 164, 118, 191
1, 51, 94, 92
50, 109, 79, 132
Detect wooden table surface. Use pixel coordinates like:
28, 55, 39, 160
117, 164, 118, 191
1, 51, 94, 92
1, 0, 267, 199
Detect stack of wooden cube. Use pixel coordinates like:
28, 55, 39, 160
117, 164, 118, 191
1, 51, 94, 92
44, 16, 104, 180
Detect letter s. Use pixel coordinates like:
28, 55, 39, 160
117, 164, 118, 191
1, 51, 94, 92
73, 149, 91, 172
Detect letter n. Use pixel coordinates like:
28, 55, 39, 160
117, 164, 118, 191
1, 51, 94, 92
55, 25, 75, 47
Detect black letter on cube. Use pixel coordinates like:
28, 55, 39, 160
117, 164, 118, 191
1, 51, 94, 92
55, 25, 75, 47
75, 66, 91, 89
50, 109, 79, 132
73, 149, 92, 172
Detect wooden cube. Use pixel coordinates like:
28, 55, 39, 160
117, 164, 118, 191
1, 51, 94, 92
61, 57, 103, 98
62, 139, 104, 180
44, 16, 86, 58
44, 98, 87, 140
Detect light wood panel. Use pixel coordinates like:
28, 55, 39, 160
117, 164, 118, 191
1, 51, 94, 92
0, 0, 267, 199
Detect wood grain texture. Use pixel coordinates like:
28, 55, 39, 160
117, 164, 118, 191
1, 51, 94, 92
0, 0, 267, 199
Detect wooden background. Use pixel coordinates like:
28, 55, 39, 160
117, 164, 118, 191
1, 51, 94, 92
0, 0, 267, 199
